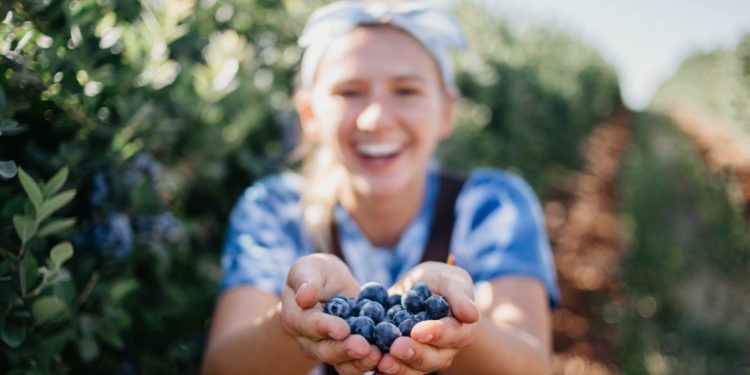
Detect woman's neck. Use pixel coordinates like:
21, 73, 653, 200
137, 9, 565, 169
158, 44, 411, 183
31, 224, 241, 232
339, 175, 426, 248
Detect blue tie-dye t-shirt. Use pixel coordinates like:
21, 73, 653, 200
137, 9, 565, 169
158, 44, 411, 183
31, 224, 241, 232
220, 168, 560, 305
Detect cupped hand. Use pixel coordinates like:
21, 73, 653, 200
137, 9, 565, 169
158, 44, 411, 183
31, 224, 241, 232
280, 253, 382, 374
377, 261, 479, 374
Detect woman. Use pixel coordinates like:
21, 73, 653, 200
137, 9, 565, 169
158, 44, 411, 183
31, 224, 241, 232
202, 1, 559, 374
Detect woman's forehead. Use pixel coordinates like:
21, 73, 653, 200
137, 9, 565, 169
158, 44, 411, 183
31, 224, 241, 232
313, 25, 442, 85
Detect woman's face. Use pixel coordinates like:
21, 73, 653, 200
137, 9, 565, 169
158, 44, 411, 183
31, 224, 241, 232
298, 25, 456, 198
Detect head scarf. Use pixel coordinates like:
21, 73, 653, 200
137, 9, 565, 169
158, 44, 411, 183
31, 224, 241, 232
298, 1, 467, 88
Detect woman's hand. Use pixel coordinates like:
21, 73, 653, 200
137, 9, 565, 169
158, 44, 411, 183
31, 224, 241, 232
280, 253, 382, 374
377, 261, 480, 374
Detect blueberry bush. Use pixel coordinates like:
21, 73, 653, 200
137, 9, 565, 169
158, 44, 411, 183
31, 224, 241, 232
1, 0, 623, 373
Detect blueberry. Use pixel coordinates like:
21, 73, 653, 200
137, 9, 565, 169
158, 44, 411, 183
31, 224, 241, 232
358, 282, 388, 306
359, 301, 386, 323
424, 295, 450, 319
349, 316, 375, 343
402, 290, 425, 313
332, 294, 356, 311
373, 321, 401, 352
324, 297, 351, 319
353, 298, 371, 316
391, 310, 413, 327
411, 283, 432, 300
415, 311, 428, 321
385, 294, 402, 309
398, 318, 419, 336
386, 304, 404, 320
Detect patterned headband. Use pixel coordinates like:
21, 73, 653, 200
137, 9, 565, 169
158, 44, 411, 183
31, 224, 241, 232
298, 1, 467, 88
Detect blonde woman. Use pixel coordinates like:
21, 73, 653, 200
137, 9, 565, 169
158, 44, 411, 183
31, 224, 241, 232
203, 2, 559, 374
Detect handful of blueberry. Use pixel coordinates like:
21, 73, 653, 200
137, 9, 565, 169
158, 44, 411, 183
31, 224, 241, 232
323, 282, 450, 353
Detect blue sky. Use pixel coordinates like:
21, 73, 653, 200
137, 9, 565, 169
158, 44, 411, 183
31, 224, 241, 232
473, 0, 750, 109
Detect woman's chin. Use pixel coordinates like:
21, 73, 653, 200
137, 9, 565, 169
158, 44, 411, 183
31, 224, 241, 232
350, 174, 411, 199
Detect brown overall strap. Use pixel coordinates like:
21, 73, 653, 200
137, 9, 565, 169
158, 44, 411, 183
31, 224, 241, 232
324, 173, 466, 375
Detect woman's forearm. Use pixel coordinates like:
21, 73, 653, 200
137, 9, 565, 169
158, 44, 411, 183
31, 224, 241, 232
445, 316, 551, 375
202, 304, 318, 375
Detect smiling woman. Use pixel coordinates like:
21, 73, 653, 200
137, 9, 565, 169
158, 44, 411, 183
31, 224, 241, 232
202, 2, 559, 375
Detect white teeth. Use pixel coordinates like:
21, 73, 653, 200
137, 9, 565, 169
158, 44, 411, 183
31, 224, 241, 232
356, 142, 403, 157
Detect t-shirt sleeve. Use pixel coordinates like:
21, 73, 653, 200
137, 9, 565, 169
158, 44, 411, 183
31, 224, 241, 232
220, 175, 303, 295
452, 169, 560, 306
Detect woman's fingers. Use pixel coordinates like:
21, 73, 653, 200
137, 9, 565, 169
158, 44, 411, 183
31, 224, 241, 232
286, 253, 359, 307
436, 268, 480, 324
333, 344, 383, 374
377, 318, 476, 374
297, 334, 370, 363
408, 318, 476, 349
281, 285, 350, 340
377, 338, 457, 374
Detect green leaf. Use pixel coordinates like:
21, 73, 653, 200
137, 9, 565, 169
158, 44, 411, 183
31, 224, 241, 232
19, 253, 39, 296
32, 296, 66, 324
36, 190, 76, 225
40, 331, 69, 359
79, 337, 99, 362
110, 279, 138, 302
43, 167, 69, 198
1, 321, 26, 348
18, 167, 43, 214
13, 214, 37, 245
0, 247, 18, 262
50, 242, 74, 268
38, 218, 76, 238
0, 160, 17, 179
53, 280, 76, 305
0, 259, 12, 275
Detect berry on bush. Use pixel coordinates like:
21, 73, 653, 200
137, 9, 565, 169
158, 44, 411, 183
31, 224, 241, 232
322, 282, 454, 354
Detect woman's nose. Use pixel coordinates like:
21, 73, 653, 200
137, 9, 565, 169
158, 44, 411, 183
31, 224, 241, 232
356, 100, 395, 132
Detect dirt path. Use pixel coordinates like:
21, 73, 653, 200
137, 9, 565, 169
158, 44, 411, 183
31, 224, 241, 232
545, 107, 632, 374
668, 107, 750, 220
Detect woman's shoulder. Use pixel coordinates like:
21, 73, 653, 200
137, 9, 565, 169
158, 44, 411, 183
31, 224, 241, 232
237, 171, 303, 205
460, 168, 538, 203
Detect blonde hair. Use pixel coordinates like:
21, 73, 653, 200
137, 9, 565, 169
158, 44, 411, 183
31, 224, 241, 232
297, 140, 344, 253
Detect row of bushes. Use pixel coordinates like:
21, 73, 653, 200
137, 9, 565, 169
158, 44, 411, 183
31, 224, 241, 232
650, 34, 750, 130
618, 35, 750, 373
0, 0, 621, 373
618, 111, 750, 374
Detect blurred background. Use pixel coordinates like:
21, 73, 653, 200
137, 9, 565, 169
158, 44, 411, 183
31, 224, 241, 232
0, 0, 748, 374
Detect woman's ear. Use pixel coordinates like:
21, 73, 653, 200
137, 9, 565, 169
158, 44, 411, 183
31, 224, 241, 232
439, 87, 459, 140
295, 89, 321, 141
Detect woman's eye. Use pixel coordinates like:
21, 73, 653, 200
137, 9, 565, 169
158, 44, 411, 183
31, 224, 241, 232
336, 89, 362, 98
396, 87, 419, 96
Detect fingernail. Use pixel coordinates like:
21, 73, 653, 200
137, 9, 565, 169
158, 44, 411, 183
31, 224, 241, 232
385, 363, 400, 374
404, 348, 414, 359
416, 334, 432, 343
296, 282, 307, 298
